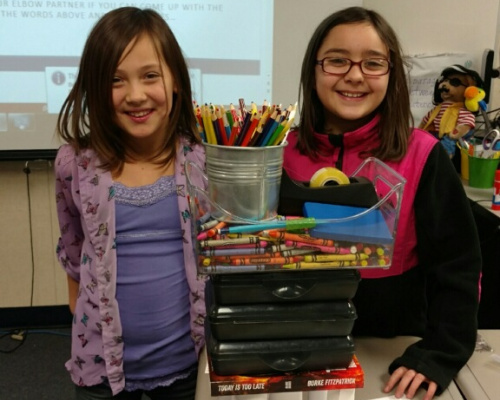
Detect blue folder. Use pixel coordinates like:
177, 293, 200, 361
303, 202, 393, 244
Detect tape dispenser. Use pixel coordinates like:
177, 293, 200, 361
277, 167, 379, 216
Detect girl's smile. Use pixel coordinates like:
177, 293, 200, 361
127, 109, 153, 120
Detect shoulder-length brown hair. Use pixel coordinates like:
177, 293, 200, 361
298, 6, 412, 161
56, 7, 199, 171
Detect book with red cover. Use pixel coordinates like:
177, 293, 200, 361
207, 353, 364, 396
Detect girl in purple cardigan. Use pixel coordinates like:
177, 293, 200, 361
54, 7, 206, 399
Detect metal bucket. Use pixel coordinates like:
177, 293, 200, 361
204, 143, 287, 220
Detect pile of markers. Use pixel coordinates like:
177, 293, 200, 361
194, 99, 295, 147
194, 216, 392, 274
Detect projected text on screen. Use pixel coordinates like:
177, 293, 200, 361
0, 0, 273, 151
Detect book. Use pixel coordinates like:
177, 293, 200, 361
303, 201, 393, 244
206, 353, 364, 396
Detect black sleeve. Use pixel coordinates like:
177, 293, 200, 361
388, 143, 482, 393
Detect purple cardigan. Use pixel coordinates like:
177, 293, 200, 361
54, 137, 206, 395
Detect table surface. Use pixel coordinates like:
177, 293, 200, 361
455, 330, 500, 400
353, 336, 463, 400
462, 179, 500, 218
196, 336, 464, 400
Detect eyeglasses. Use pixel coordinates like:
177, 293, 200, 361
439, 77, 467, 88
316, 57, 392, 76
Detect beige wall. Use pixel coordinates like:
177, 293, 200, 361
0, 160, 67, 307
364, 0, 500, 110
274, 0, 500, 109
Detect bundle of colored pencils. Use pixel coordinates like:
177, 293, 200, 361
193, 99, 296, 147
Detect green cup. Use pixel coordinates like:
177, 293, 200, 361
468, 156, 500, 188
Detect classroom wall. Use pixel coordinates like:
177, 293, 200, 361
365, 0, 500, 110
0, 160, 67, 307
2, 0, 500, 308
274, 0, 500, 110
273, 0, 362, 107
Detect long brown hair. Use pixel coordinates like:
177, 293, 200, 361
298, 6, 412, 161
56, 7, 200, 171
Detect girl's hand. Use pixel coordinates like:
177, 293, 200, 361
384, 366, 438, 400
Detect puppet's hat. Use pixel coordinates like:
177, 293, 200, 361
440, 64, 484, 88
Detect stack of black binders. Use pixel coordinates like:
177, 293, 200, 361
204, 269, 360, 377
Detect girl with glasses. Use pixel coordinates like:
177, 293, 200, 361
283, 6, 481, 400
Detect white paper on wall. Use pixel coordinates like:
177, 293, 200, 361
406, 53, 475, 125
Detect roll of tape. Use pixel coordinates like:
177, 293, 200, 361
310, 167, 350, 187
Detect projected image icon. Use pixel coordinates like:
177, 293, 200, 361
8, 114, 35, 132
45, 67, 78, 114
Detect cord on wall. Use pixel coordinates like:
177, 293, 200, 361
23, 161, 35, 308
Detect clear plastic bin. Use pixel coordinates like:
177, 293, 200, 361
185, 157, 405, 274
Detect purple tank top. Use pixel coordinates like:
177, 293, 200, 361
114, 175, 196, 391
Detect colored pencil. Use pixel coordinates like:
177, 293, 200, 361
240, 114, 260, 147
196, 99, 295, 147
